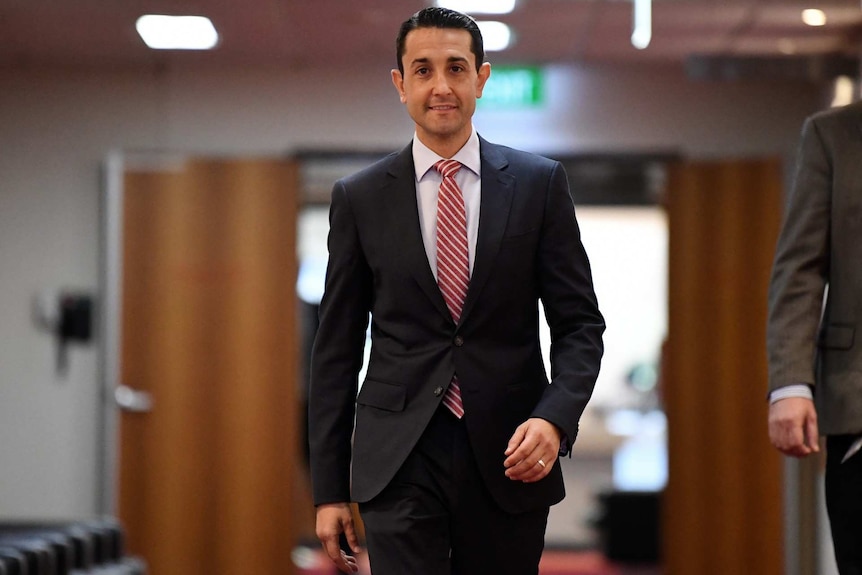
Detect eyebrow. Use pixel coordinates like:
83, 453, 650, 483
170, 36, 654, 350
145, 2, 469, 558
409, 56, 470, 67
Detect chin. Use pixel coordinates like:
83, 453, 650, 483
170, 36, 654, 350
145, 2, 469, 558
426, 120, 462, 135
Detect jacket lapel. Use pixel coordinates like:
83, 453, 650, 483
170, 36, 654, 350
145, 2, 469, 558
383, 143, 453, 322
460, 138, 514, 325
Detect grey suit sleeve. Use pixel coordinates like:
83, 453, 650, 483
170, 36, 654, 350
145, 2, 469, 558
531, 162, 605, 453
767, 116, 832, 392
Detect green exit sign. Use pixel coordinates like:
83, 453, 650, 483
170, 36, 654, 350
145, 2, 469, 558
479, 66, 544, 108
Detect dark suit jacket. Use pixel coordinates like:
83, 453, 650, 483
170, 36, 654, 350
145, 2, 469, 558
309, 136, 604, 514
768, 101, 862, 435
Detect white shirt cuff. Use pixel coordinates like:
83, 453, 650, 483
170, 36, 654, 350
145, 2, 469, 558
769, 384, 813, 404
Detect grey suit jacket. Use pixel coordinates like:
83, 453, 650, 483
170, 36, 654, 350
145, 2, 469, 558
308, 137, 604, 513
767, 100, 862, 435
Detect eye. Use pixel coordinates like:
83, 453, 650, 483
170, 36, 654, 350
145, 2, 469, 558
415, 67, 430, 76
450, 65, 465, 73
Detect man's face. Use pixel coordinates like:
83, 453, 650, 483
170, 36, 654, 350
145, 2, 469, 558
391, 27, 491, 155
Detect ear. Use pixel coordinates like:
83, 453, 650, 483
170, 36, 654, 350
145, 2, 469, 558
391, 69, 407, 103
475, 62, 491, 98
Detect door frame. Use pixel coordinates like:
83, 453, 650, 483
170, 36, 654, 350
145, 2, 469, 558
98, 150, 124, 515
98, 151, 191, 515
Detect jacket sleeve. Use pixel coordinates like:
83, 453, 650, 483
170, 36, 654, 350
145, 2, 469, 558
766, 116, 832, 392
530, 161, 605, 454
308, 180, 373, 505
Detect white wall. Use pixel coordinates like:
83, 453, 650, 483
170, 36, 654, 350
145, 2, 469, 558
0, 61, 824, 518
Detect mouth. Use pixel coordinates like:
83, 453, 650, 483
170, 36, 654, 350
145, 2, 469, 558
428, 104, 457, 112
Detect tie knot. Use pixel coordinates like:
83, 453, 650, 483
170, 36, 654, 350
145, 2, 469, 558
435, 159, 462, 179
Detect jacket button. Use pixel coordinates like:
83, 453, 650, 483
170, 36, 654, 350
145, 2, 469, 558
454, 335, 464, 346
434, 386, 444, 396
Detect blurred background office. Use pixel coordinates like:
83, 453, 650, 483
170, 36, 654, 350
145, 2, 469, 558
1, 0, 859, 573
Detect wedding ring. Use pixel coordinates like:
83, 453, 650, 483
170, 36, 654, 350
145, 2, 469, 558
537, 459, 546, 468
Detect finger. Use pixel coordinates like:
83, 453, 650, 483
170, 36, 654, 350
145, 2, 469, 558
512, 459, 552, 482
322, 537, 354, 574
787, 423, 805, 451
504, 449, 533, 478
773, 425, 810, 457
321, 534, 343, 564
340, 551, 359, 573
521, 464, 551, 483
506, 455, 553, 481
504, 441, 539, 471
505, 423, 528, 456
525, 457, 552, 480
343, 518, 362, 554
505, 427, 543, 468
792, 446, 813, 458
328, 548, 357, 574
786, 430, 811, 457
805, 415, 820, 453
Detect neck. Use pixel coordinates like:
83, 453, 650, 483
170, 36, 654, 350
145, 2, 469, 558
417, 130, 470, 159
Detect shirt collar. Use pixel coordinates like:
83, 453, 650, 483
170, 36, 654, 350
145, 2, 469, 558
412, 128, 481, 182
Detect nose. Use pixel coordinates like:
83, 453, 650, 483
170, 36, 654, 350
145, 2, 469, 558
431, 71, 452, 95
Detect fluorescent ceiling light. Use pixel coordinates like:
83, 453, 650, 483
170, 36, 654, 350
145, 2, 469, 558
476, 21, 512, 51
801, 9, 827, 27
631, 0, 652, 50
136, 15, 219, 50
435, 0, 517, 15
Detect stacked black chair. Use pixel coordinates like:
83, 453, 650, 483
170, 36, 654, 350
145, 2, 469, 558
0, 519, 146, 575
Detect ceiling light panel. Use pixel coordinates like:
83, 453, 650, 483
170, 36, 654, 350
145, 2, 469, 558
476, 21, 513, 51
801, 8, 827, 26
435, 0, 517, 15
136, 15, 219, 50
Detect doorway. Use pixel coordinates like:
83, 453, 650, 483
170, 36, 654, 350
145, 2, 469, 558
100, 153, 301, 575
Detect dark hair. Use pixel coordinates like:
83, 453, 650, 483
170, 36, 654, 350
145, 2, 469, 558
395, 7, 485, 75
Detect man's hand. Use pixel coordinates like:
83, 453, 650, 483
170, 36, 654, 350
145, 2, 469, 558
315, 502, 362, 574
768, 397, 819, 457
503, 418, 562, 483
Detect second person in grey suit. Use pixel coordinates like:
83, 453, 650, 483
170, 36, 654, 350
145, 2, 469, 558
767, 100, 862, 575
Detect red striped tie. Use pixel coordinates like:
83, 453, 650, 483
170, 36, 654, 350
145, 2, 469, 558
435, 159, 468, 419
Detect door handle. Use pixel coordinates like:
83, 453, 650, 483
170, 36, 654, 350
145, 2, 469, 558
115, 385, 154, 413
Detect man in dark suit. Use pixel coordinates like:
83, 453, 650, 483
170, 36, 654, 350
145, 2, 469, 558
767, 101, 862, 574
308, 7, 604, 575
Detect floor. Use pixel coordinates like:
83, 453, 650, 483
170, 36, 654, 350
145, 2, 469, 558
292, 547, 661, 575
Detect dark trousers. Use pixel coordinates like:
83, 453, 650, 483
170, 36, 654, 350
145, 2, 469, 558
358, 407, 549, 575
826, 435, 862, 575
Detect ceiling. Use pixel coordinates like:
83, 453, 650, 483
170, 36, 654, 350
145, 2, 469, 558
2, 0, 862, 72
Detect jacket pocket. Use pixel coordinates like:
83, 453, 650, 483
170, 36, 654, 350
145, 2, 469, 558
502, 227, 538, 241
356, 380, 406, 412
818, 324, 855, 350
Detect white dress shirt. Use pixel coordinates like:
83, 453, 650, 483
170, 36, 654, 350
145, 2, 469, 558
412, 129, 482, 279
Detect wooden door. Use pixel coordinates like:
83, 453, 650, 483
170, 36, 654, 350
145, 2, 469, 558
117, 157, 299, 575
663, 159, 785, 574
